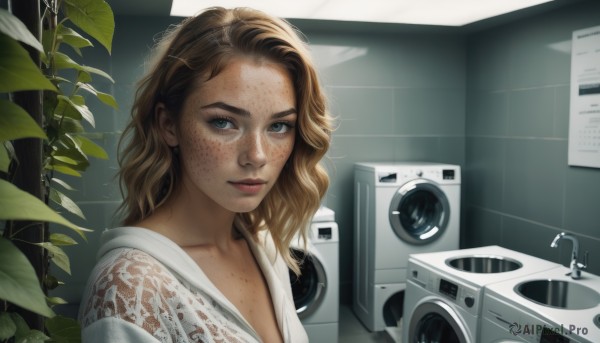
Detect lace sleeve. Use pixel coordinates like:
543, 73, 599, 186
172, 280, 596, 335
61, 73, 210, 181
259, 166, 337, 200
80, 249, 182, 340
79, 249, 258, 343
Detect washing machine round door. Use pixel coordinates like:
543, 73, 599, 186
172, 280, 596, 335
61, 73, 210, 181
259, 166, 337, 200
288, 248, 327, 319
408, 300, 469, 343
389, 179, 450, 245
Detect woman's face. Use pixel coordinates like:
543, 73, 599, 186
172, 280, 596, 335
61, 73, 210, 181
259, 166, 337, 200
161, 56, 297, 213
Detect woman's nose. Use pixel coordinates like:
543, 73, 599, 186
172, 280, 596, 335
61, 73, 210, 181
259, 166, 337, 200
239, 132, 267, 168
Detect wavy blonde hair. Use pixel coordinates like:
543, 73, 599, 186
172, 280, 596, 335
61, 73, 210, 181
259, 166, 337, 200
117, 7, 331, 274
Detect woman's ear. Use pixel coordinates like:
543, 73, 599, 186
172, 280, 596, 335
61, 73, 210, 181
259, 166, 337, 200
156, 103, 179, 147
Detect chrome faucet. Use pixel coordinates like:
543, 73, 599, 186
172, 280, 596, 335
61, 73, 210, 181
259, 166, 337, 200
550, 232, 588, 279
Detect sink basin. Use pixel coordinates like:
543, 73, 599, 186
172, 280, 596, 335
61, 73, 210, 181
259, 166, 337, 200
446, 255, 522, 273
516, 280, 600, 310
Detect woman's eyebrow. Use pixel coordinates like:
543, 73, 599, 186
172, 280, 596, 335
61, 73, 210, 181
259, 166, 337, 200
273, 108, 297, 119
201, 101, 296, 118
201, 102, 251, 116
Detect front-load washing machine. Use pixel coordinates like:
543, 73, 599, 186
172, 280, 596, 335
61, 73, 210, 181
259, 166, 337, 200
353, 162, 461, 332
403, 246, 561, 343
290, 207, 339, 342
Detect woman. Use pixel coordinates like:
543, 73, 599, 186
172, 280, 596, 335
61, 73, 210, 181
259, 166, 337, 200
79, 7, 331, 343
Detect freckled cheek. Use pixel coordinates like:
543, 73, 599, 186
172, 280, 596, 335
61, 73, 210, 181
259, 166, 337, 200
268, 139, 295, 164
181, 132, 232, 177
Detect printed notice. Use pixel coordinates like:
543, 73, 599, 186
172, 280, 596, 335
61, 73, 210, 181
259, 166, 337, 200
568, 25, 600, 168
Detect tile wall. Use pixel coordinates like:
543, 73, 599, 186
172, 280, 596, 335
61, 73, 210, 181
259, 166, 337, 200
465, 0, 600, 275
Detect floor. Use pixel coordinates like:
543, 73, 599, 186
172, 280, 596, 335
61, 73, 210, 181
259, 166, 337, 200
338, 304, 401, 343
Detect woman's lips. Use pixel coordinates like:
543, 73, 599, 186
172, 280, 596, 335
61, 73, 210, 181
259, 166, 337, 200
228, 179, 267, 194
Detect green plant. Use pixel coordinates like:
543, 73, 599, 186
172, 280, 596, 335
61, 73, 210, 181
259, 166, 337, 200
0, 0, 116, 341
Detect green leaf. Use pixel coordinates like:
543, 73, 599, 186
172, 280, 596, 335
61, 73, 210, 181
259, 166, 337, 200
0, 312, 17, 340
53, 53, 115, 83
0, 237, 55, 318
96, 91, 118, 109
41, 28, 54, 60
0, 143, 9, 173
54, 98, 82, 124
48, 75, 72, 85
56, 94, 94, 127
8, 313, 49, 343
54, 116, 84, 134
46, 315, 81, 343
9, 313, 29, 340
49, 233, 78, 246
80, 64, 114, 83
52, 155, 79, 166
70, 95, 95, 127
51, 178, 77, 191
0, 99, 47, 141
49, 164, 82, 177
8, 313, 51, 342
58, 25, 93, 50
64, 0, 114, 54
0, 8, 44, 51
76, 135, 108, 159
0, 179, 82, 234
15, 329, 49, 343
78, 82, 118, 109
33, 242, 71, 275
51, 135, 90, 172
46, 296, 68, 306
49, 187, 86, 220
44, 274, 61, 290
0, 33, 57, 92
76, 70, 92, 83
53, 51, 81, 70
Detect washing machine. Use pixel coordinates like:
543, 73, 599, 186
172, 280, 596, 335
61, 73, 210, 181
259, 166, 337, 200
353, 162, 461, 332
289, 206, 339, 342
403, 246, 562, 343
480, 266, 600, 343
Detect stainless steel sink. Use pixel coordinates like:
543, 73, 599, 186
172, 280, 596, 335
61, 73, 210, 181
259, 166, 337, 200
446, 255, 522, 273
515, 280, 600, 310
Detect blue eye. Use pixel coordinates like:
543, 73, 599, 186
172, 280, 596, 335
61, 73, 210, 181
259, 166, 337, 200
210, 118, 234, 130
270, 122, 293, 133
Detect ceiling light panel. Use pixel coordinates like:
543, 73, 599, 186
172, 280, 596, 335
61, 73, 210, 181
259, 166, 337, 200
170, 0, 554, 26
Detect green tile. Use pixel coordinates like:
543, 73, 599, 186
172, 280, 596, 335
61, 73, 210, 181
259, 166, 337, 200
564, 166, 600, 238
466, 90, 508, 137
507, 88, 555, 137
464, 206, 502, 247
394, 88, 465, 136
465, 137, 504, 211
328, 87, 395, 135
504, 139, 566, 227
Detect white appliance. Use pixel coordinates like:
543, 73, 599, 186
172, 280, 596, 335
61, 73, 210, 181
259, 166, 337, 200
403, 246, 561, 343
290, 206, 339, 343
353, 162, 461, 332
481, 266, 600, 343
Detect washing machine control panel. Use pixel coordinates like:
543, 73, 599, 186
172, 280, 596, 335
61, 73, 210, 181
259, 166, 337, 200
438, 278, 475, 308
374, 166, 461, 185
435, 277, 479, 314
439, 278, 458, 300
442, 169, 455, 180
310, 222, 339, 242
409, 259, 479, 317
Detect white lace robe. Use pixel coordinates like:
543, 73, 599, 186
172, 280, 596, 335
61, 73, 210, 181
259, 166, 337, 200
79, 227, 308, 343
